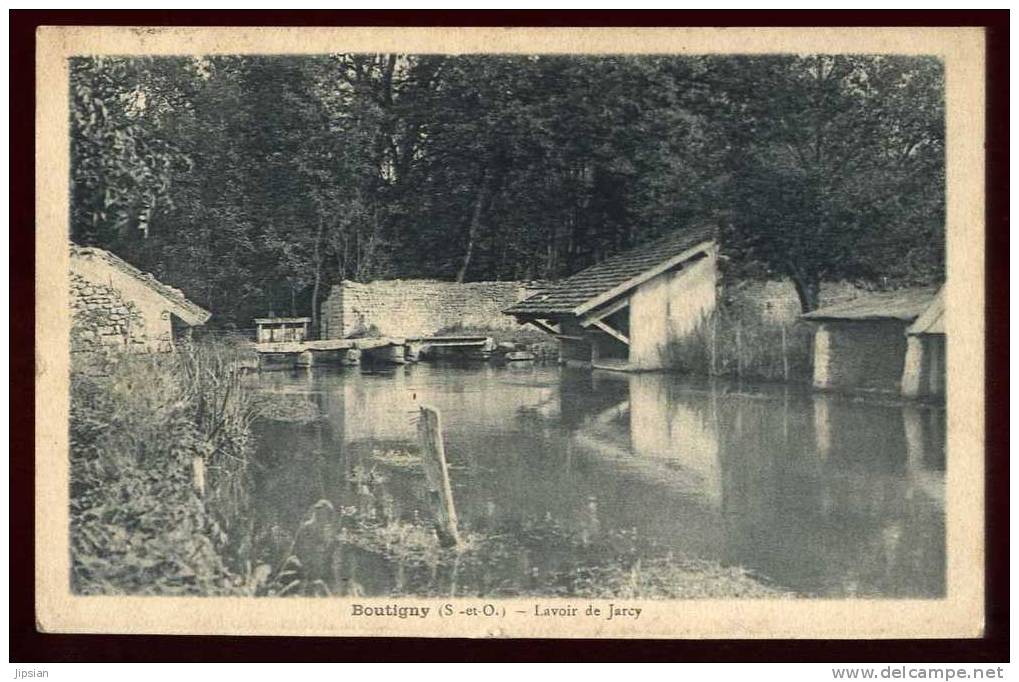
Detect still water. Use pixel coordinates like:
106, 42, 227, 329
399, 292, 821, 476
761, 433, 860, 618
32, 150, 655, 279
244, 363, 945, 599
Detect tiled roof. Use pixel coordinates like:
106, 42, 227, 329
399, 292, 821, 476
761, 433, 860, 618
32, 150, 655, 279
70, 244, 212, 326
802, 287, 940, 323
505, 225, 716, 317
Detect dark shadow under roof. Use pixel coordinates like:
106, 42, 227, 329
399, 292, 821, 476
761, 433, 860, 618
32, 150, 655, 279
505, 225, 715, 318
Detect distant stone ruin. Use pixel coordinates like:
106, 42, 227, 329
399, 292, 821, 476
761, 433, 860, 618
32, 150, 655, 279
320, 279, 543, 340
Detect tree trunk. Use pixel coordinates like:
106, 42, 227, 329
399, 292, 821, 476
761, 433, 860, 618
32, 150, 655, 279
456, 171, 489, 283
310, 217, 325, 335
791, 272, 821, 313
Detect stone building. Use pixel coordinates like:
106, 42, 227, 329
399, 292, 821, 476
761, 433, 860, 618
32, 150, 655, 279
70, 244, 211, 352
802, 287, 941, 395
320, 279, 540, 340
506, 225, 718, 371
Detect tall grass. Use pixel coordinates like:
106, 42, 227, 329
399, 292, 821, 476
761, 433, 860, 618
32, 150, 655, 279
661, 307, 814, 383
69, 342, 256, 595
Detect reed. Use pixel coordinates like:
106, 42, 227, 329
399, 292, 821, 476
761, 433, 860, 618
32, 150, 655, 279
661, 307, 814, 383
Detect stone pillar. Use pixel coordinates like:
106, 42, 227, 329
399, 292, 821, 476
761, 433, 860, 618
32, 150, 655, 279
812, 324, 833, 389
901, 335, 924, 398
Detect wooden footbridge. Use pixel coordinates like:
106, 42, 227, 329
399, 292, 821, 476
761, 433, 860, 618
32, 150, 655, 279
254, 335, 498, 369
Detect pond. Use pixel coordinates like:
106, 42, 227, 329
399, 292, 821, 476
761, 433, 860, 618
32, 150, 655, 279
240, 362, 945, 599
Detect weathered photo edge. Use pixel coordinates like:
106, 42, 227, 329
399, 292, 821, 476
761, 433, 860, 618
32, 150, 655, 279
33, 24, 987, 640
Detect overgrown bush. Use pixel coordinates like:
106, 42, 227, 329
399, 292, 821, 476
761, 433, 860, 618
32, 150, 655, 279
661, 307, 814, 382
69, 342, 255, 594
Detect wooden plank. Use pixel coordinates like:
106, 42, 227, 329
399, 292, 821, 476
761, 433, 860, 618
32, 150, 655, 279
406, 335, 491, 343
572, 240, 714, 316
417, 405, 461, 548
591, 319, 630, 346
255, 339, 357, 353
528, 318, 561, 335
591, 359, 637, 373
579, 296, 630, 328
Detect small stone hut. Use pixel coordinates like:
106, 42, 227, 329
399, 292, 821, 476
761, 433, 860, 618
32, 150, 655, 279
505, 226, 718, 371
70, 244, 211, 352
802, 287, 941, 395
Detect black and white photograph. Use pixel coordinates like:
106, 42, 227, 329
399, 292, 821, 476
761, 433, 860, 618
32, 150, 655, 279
31, 25, 988, 641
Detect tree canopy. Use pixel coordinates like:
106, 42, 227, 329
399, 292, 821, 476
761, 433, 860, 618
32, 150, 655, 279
70, 53, 944, 323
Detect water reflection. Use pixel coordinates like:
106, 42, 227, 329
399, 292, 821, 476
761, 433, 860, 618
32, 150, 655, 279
247, 364, 944, 598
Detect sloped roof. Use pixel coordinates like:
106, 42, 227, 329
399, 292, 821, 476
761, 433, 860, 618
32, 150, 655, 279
907, 286, 945, 335
802, 287, 939, 323
505, 225, 716, 317
71, 244, 212, 326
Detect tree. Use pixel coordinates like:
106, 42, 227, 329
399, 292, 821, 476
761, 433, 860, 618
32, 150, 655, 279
69, 53, 945, 326
708, 55, 944, 311
70, 57, 190, 248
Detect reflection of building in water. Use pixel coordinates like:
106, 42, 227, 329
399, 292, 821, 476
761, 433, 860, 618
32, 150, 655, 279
627, 373, 722, 504
318, 366, 561, 446
723, 390, 946, 596
570, 371, 945, 596
253, 366, 946, 598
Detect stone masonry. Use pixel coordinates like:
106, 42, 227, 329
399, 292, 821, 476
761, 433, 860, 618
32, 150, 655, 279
69, 245, 211, 353
320, 279, 542, 339
70, 273, 151, 353
725, 280, 868, 323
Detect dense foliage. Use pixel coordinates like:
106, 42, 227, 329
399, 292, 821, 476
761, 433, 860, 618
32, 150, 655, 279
70, 54, 944, 321
69, 346, 256, 594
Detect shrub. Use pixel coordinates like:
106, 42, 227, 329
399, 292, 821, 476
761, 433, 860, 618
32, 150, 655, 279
69, 342, 255, 595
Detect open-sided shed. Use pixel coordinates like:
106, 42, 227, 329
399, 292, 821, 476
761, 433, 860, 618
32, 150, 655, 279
802, 287, 941, 396
505, 226, 718, 371
901, 286, 945, 398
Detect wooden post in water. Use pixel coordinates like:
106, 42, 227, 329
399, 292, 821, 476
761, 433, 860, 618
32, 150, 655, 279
417, 405, 461, 548
191, 455, 206, 497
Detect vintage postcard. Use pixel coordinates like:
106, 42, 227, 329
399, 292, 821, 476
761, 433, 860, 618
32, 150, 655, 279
35, 25, 986, 639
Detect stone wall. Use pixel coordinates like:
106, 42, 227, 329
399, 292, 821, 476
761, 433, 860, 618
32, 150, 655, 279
725, 280, 868, 323
70, 249, 190, 352
320, 279, 541, 339
70, 273, 152, 353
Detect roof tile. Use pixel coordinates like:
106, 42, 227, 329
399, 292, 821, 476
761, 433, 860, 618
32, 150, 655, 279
802, 287, 940, 323
505, 225, 715, 317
